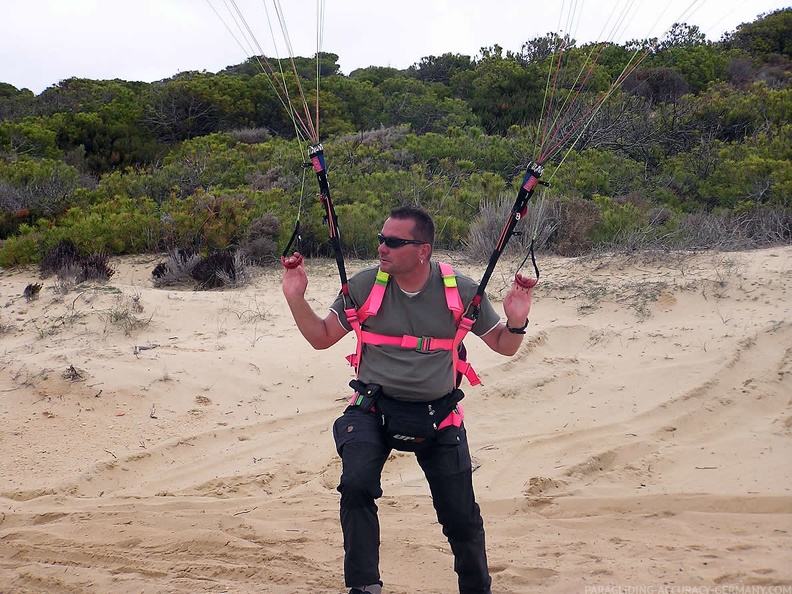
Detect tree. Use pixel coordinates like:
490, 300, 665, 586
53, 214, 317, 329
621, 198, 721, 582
221, 52, 341, 80
407, 53, 475, 85
349, 66, 404, 85
0, 83, 35, 120
18, 79, 162, 174
623, 67, 691, 104
321, 77, 385, 132
377, 77, 477, 134
0, 117, 60, 158
142, 72, 291, 143
726, 8, 792, 60
455, 53, 544, 134
657, 23, 707, 52
517, 32, 568, 65
35, 77, 148, 117
649, 27, 728, 92
143, 74, 225, 143
52, 107, 161, 174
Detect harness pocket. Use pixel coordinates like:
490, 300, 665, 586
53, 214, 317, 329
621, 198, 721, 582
375, 389, 465, 452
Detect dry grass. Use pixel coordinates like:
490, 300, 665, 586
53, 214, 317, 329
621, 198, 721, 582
466, 200, 790, 263
151, 249, 254, 290
99, 291, 154, 336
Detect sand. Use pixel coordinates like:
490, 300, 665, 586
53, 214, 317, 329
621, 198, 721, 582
1, 247, 791, 593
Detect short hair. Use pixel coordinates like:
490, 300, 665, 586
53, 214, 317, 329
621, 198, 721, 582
389, 205, 435, 246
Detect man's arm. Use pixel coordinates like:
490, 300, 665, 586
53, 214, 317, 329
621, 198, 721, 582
480, 321, 527, 356
282, 253, 349, 350
480, 273, 536, 356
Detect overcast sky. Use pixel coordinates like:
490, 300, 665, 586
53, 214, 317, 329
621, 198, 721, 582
1, 0, 788, 95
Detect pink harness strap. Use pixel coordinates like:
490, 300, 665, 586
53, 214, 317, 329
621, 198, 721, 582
438, 262, 464, 321
437, 403, 464, 429
359, 331, 456, 351
437, 264, 482, 385
356, 269, 389, 324
451, 316, 480, 386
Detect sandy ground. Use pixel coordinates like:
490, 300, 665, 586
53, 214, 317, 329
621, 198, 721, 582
1, 247, 791, 594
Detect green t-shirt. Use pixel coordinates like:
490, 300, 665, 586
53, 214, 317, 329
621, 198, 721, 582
330, 261, 501, 401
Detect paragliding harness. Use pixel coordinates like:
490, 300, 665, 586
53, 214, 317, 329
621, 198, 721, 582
344, 263, 478, 452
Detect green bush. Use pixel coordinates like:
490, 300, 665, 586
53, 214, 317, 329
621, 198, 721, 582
336, 202, 383, 258
55, 197, 161, 254
162, 191, 264, 252
0, 228, 40, 267
590, 195, 646, 246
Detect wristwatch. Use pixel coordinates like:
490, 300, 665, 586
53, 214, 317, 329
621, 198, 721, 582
506, 318, 529, 334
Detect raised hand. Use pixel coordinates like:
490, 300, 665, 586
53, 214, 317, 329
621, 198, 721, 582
503, 273, 537, 324
281, 252, 308, 300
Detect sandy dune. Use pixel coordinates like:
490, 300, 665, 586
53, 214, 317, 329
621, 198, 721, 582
1, 247, 790, 593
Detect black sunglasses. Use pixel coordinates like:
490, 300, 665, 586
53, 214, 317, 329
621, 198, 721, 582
377, 233, 428, 249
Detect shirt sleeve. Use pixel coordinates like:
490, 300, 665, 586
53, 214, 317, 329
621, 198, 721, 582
328, 266, 379, 332
329, 291, 351, 331
454, 269, 502, 337
472, 292, 502, 336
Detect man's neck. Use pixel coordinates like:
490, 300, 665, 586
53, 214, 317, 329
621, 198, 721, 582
391, 262, 431, 293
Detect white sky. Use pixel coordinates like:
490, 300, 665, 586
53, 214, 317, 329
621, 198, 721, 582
1, 0, 788, 95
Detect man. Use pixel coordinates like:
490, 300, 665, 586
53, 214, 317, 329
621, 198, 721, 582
282, 205, 535, 594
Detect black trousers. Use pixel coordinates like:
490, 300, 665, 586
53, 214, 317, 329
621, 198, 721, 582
332, 406, 492, 594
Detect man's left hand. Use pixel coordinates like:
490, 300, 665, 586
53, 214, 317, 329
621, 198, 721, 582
503, 273, 536, 325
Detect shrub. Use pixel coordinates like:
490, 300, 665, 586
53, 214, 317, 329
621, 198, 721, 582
240, 236, 279, 265
591, 195, 646, 247
236, 213, 281, 265
0, 231, 40, 267
52, 198, 162, 255
75, 252, 116, 283
229, 127, 271, 144
190, 251, 240, 289
550, 197, 601, 256
336, 202, 384, 258
464, 193, 559, 260
246, 212, 281, 240
40, 239, 82, 278
161, 191, 258, 252
151, 248, 201, 287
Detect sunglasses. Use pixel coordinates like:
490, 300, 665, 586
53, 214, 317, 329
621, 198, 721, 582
377, 234, 428, 249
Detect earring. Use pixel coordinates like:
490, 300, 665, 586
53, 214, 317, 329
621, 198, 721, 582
420, 259, 424, 265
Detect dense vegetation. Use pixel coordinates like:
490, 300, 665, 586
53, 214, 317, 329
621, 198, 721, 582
1, 9, 790, 268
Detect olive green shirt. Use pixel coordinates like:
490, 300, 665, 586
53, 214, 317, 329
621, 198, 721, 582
330, 261, 500, 401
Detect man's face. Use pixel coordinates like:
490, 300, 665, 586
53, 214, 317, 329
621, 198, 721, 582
377, 217, 425, 275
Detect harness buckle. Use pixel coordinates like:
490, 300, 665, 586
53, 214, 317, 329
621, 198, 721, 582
415, 336, 432, 352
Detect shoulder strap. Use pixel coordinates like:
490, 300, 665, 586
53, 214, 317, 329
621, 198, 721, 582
438, 262, 463, 323
356, 268, 389, 325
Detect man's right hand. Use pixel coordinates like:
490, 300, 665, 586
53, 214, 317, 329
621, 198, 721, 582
280, 251, 348, 350
282, 252, 308, 301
